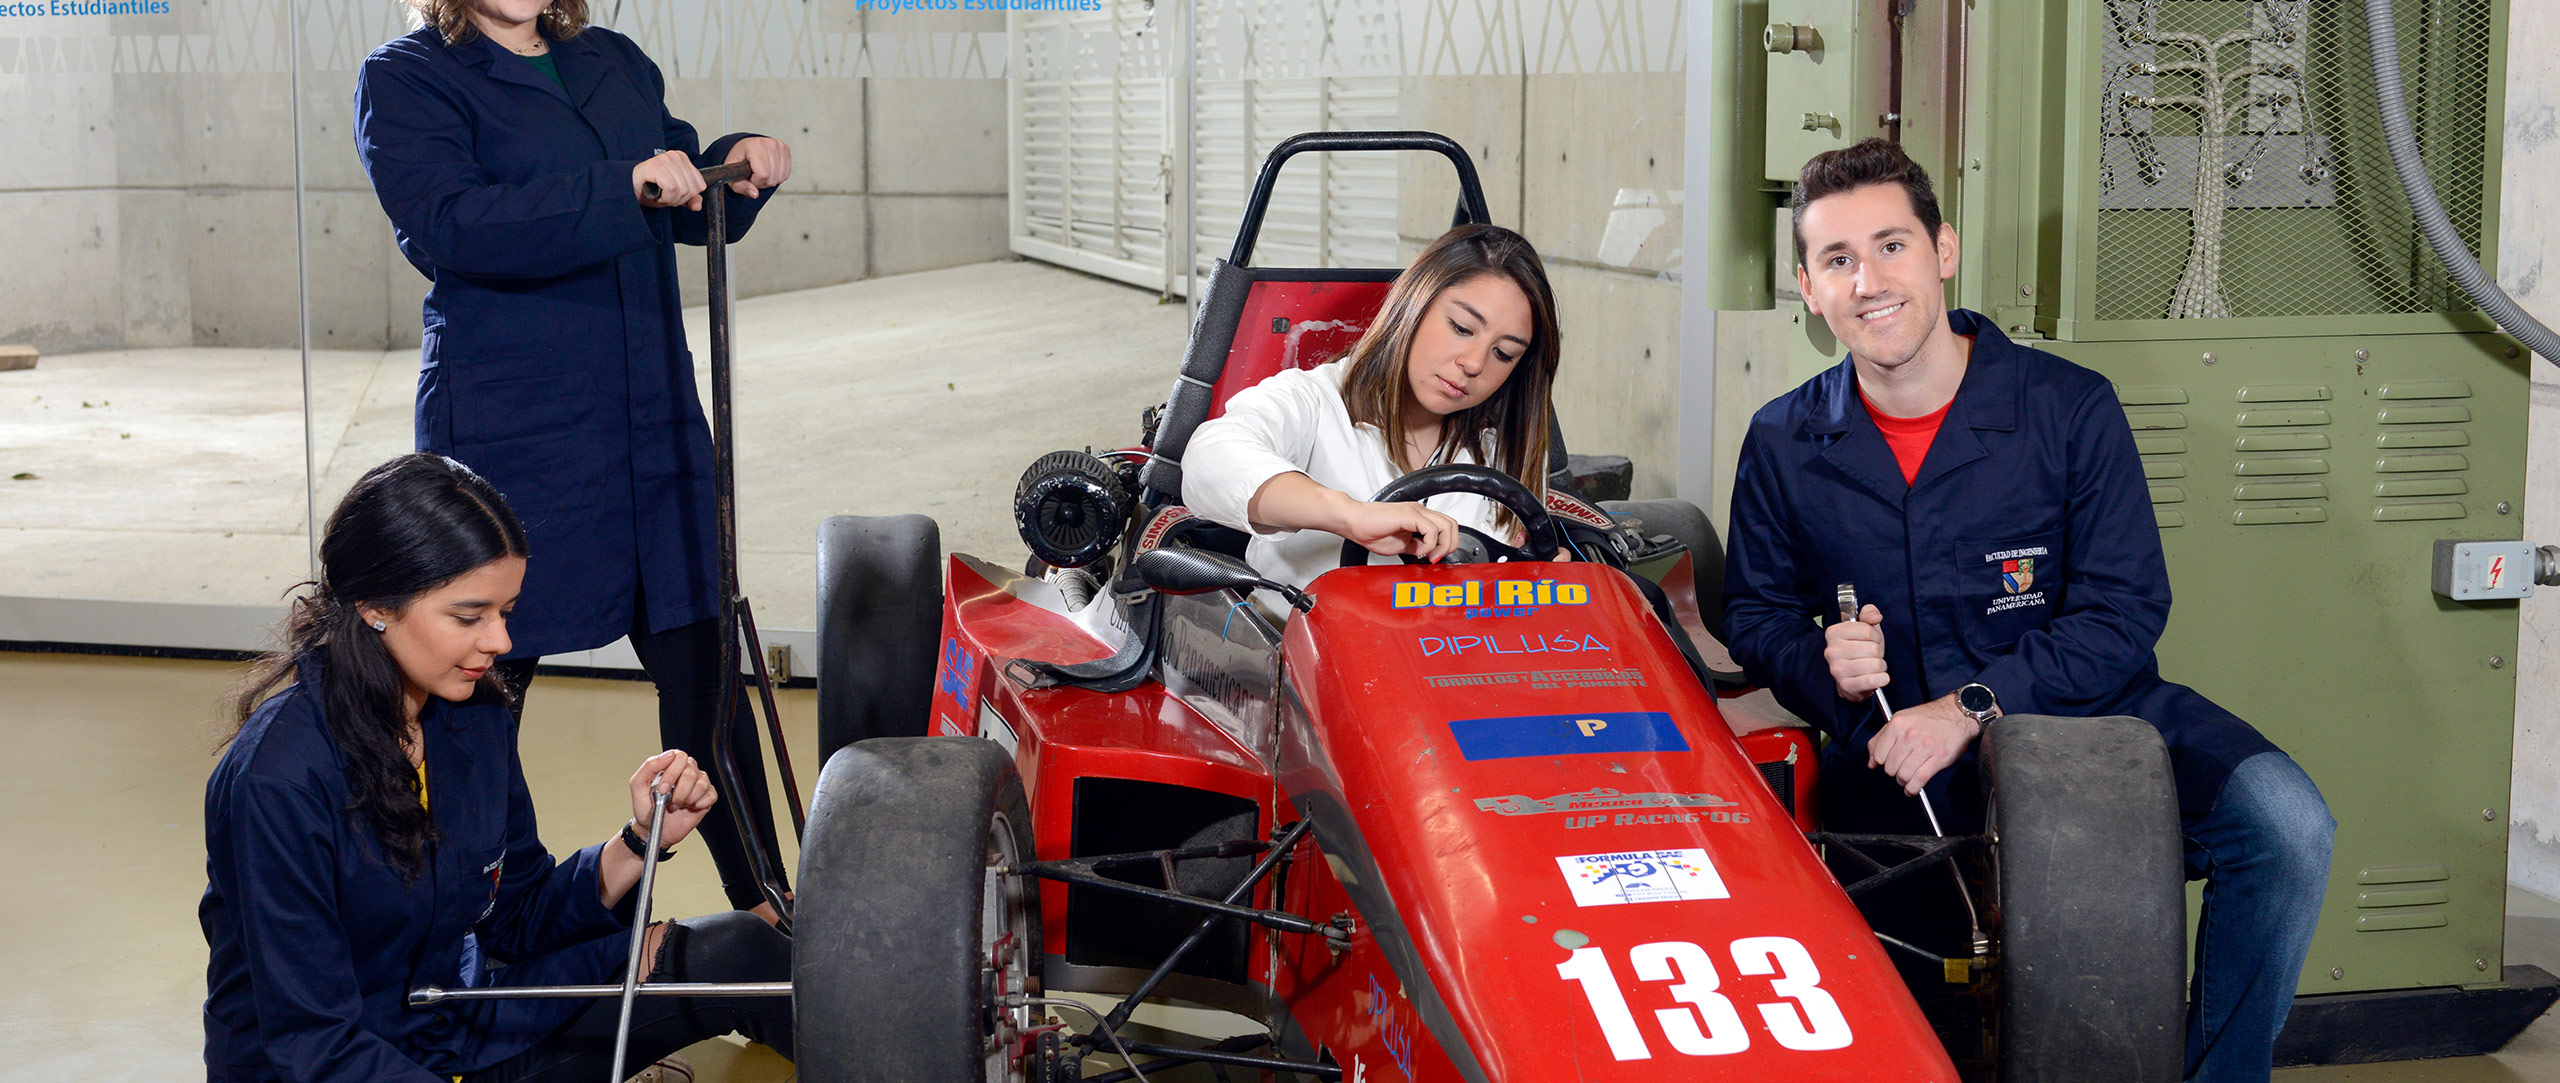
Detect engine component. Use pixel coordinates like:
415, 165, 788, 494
1015, 450, 1132, 570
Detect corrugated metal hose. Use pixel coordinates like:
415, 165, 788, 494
2364, 0, 2560, 369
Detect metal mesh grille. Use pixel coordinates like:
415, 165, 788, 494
1755, 760, 1795, 814
2092, 0, 2492, 322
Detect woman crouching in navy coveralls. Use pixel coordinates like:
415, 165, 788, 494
353, 0, 794, 914
202, 454, 791, 1082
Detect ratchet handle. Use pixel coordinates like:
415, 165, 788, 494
641, 160, 755, 202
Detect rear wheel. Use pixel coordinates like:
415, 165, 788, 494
815, 514, 942, 765
1983, 714, 2185, 1083
795, 738, 1043, 1083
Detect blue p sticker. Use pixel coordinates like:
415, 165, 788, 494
1447, 711, 1689, 761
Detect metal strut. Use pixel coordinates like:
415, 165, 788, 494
1808, 831, 1984, 900
1073, 819, 1316, 1047
1011, 838, 1334, 938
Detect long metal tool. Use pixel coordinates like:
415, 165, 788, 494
410, 982, 791, 1005
609, 781, 672, 1083
678, 159, 805, 925
402, 163, 810, 1026
1836, 584, 1988, 963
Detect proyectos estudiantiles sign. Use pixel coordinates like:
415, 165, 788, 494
2, 0, 175, 13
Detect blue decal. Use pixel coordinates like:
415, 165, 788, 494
1416, 632, 1610, 658
1366, 973, 1415, 1079
1446, 711, 1688, 761
936, 636, 974, 698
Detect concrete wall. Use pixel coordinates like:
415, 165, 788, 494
1399, 70, 1686, 499
0, 2, 1009, 356
2498, 0, 2560, 903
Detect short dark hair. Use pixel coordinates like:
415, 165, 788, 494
1790, 138, 1945, 268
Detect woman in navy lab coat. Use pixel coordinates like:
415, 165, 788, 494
202, 454, 792, 1082
353, 0, 794, 911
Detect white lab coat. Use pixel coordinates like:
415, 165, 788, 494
1179, 359, 1507, 592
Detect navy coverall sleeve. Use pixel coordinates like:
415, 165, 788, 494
218, 776, 448, 1083
1968, 384, 2173, 715
354, 56, 663, 282
1720, 428, 1849, 741
475, 743, 630, 961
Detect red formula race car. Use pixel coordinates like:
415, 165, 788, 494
789, 134, 2187, 1083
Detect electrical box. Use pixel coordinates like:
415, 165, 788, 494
2432, 539, 2539, 600
1761, 0, 1892, 183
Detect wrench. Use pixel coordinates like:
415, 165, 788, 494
1836, 584, 1989, 968
610, 775, 673, 1083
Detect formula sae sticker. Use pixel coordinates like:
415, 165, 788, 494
1556, 848, 1729, 906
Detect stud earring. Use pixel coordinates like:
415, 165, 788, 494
371, 620, 387, 631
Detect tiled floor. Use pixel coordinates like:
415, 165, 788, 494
3, 649, 2553, 1081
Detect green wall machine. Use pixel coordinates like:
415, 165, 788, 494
1698, 0, 2558, 1065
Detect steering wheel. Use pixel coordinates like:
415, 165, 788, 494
1337, 464, 1562, 568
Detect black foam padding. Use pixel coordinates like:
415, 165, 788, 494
1140, 258, 1255, 506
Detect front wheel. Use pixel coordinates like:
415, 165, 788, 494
1983, 714, 2185, 1083
795, 738, 1044, 1083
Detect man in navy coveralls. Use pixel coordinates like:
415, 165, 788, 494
1720, 138, 2334, 1083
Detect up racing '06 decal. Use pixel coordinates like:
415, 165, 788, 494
1557, 936, 1853, 1060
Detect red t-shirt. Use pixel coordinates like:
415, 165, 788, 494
1859, 388, 1951, 486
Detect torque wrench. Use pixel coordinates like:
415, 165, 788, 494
1835, 584, 1989, 965
609, 776, 672, 1083
409, 982, 791, 1005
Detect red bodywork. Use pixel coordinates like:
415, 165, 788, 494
1205, 279, 1394, 420
927, 552, 1954, 1081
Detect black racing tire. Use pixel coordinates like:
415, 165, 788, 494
816, 514, 942, 766
795, 738, 1042, 1083
1983, 714, 2185, 1083
1601, 498, 1723, 635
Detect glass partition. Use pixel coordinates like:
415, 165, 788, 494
0, 0, 1686, 649
1184, 0, 1689, 500
0, 0, 315, 645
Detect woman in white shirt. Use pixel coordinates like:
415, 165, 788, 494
1181, 224, 1563, 590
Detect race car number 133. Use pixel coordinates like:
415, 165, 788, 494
1556, 935, 1852, 1060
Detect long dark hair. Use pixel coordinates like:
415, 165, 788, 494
1340, 224, 1562, 502
227, 454, 529, 878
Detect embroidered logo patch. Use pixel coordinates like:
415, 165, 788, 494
477, 856, 503, 922
1983, 545, 2053, 616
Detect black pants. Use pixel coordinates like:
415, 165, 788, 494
465, 911, 794, 1082
498, 611, 787, 911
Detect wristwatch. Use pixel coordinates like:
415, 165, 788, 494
1955, 682, 2000, 725
620, 820, 677, 861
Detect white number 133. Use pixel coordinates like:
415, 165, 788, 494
1555, 935, 1853, 1060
